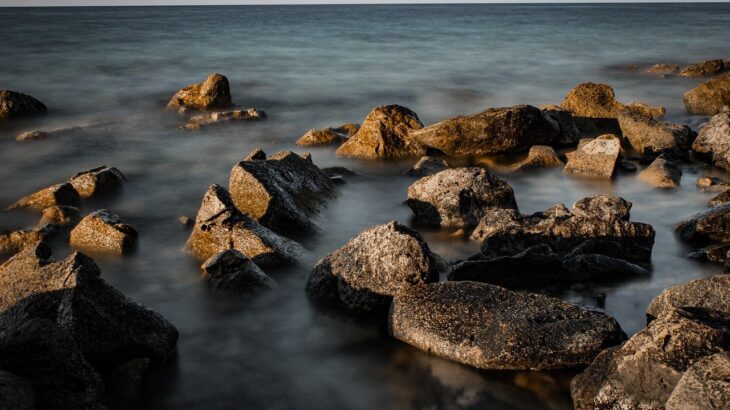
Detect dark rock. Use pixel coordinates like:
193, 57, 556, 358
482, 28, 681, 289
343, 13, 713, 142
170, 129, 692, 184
244, 148, 267, 161
564, 135, 621, 178
296, 128, 348, 146
638, 157, 682, 188
389, 281, 626, 370
0, 225, 55, 257
405, 156, 450, 177
335, 105, 425, 159
510, 145, 564, 172
0, 90, 47, 121
104, 357, 149, 398
166, 73, 233, 111
177, 215, 194, 228
647, 275, 730, 321
709, 189, 730, 207
680, 59, 725, 78
38, 205, 81, 229
617, 109, 694, 156
693, 111, 730, 170
697, 176, 730, 190
407, 167, 517, 228
183, 108, 266, 129
618, 159, 637, 172
70, 210, 138, 255
675, 202, 730, 249
7, 182, 81, 212
666, 352, 730, 410
68, 166, 125, 199
0, 371, 36, 410
201, 249, 277, 293
646, 64, 680, 75
625, 101, 666, 119
684, 73, 730, 115
540, 105, 580, 145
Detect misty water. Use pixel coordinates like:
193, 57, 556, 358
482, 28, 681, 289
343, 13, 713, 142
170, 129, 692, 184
1, 3, 729, 409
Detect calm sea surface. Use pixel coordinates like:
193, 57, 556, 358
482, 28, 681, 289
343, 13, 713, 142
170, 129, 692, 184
1, 3, 729, 409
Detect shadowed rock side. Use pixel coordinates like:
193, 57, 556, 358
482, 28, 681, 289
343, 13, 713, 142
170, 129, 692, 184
559, 82, 627, 135
666, 352, 730, 410
7, 183, 81, 212
0, 90, 47, 121
38, 206, 81, 229
684, 73, 730, 115
564, 135, 621, 178
679, 59, 725, 78
0, 371, 36, 409
638, 157, 682, 189
410, 105, 560, 157
166, 73, 233, 111
675, 203, 730, 262
389, 281, 626, 370
617, 109, 695, 156
540, 105, 581, 145
306, 221, 442, 318
693, 111, 730, 171
69, 210, 138, 255
336, 105, 425, 159
229, 150, 335, 235
186, 184, 307, 268
646, 275, 730, 321
200, 249, 277, 293
406, 167, 517, 228
0, 225, 57, 257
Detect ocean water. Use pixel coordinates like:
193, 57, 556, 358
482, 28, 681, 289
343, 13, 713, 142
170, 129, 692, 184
1, 3, 729, 409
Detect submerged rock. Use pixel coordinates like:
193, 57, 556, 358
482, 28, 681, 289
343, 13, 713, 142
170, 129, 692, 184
406, 167, 517, 228
638, 157, 682, 188
666, 352, 730, 410
229, 150, 334, 235
38, 205, 81, 229
70, 210, 138, 255
201, 249, 277, 293
617, 109, 694, 156
405, 156, 450, 177
680, 59, 725, 78
296, 127, 348, 146
166, 73, 233, 111
684, 73, 730, 115
0, 90, 47, 121
692, 111, 730, 170
697, 176, 730, 190
335, 105, 425, 159
646, 275, 730, 320
564, 135, 621, 178
68, 166, 125, 199
183, 108, 266, 129
675, 203, 730, 254
410, 105, 560, 157
389, 281, 626, 370
306, 221, 441, 317
510, 145, 564, 172
7, 182, 81, 212
646, 64, 680, 75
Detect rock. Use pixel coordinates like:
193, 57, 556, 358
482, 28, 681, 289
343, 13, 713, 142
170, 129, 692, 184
666, 352, 730, 410
638, 157, 682, 188
0, 226, 55, 257
15, 130, 50, 142
618, 159, 637, 172
244, 147, 267, 161
680, 59, 725, 78
561, 253, 650, 282
306, 221, 441, 317
696, 176, 730, 190
0, 371, 36, 410
559, 82, 626, 134
625, 101, 666, 119
7, 182, 81, 212
406, 167, 517, 228
405, 156, 450, 177
331, 123, 359, 136
709, 189, 730, 207
684, 73, 730, 115
186, 184, 307, 268
410, 105, 560, 157
571, 307, 730, 410
177, 215, 194, 228
618, 109, 694, 155
0, 90, 47, 121
646, 275, 730, 321
296, 128, 348, 146
564, 135, 621, 178
510, 145, 564, 172
335, 105, 425, 159
70, 210, 138, 255
68, 166, 125, 199
105, 358, 149, 398
540, 105, 580, 145
229, 150, 334, 235
692, 111, 730, 170
182, 108, 266, 129
38, 206, 81, 228
389, 281, 626, 370
166, 73, 233, 111
200, 249, 277, 293
646, 64, 680, 75
675, 202, 730, 251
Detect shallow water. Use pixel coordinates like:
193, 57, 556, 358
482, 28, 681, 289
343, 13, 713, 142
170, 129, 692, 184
1, 3, 729, 409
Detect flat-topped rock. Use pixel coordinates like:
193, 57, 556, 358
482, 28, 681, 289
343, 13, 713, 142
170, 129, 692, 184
389, 281, 626, 370
183, 108, 266, 129
680, 59, 725, 78
8, 182, 81, 212
666, 352, 730, 410
68, 166, 125, 199
296, 127, 348, 146
638, 157, 682, 188
335, 105, 425, 159
70, 210, 138, 255
166, 73, 233, 111
0, 90, 47, 121
564, 135, 621, 178
201, 249, 277, 293
693, 111, 730, 170
618, 109, 694, 156
405, 156, 450, 177
647, 275, 730, 321
510, 145, 564, 172
684, 73, 730, 115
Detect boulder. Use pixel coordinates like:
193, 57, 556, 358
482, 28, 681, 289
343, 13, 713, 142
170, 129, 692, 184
0, 226, 55, 257
186, 184, 307, 268
571, 307, 730, 410
0, 90, 47, 121
389, 281, 626, 370
405, 156, 450, 177
666, 352, 730, 410
559, 82, 626, 134
410, 105, 560, 157
306, 221, 442, 317
166, 73, 233, 111
182, 108, 266, 130
229, 150, 334, 235
104, 357, 149, 398
564, 135, 621, 178
335, 105, 425, 159
0, 371, 36, 410
617, 109, 694, 156
646, 275, 730, 321
70, 210, 138, 255
625, 101, 666, 119
709, 189, 730, 207
510, 145, 564, 172
406, 167, 517, 228
68, 166, 125, 199
200, 249, 277, 293
7, 182, 81, 212
675, 202, 730, 252
296, 128, 348, 146
684, 73, 730, 115
38, 205, 81, 228
646, 64, 680, 75
638, 157, 682, 188
680, 59, 725, 78
540, 105, 580, 145
692, 111, 730, 170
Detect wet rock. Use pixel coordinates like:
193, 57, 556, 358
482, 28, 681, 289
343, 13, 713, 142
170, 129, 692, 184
182, 108, 266, 129
201, 249, 277, 293
177, 215, 194, 228
15, 130, 50, 142
638, 157, 682, 188
68, 166, 125, 199
709, 189, 730, 207
229, 150, 334, 235
571, 307, 730, 410
244, 147, 266, 161
166, 73, 233, 111
666, 352, 730, 410
389, 281, 626, 370
626, 101, 666, 119
406, 167, 517, 228
105, 358, 149, 398
684, 73, 730, 115
306, 221, 442, 317
510, 145, 564, 172
0, 371, 36, 410
675, 202, 730, 251
564, 135, 621, 178
70, 210, 138, 255
7, 182, 81, 212
647, 275, 730, 321
411, 105, 560, 157
186, 184, 307, 268
680, 59, 725, 78
696, 176, 730, 190
692, 111, 730, 170
38, 205, 81, 228
540, 105, 580, 145
646, 64, 680, 75
559, 82, 626, 134
335, 105, 425, 159
331, 123, 359, 136
0, 225, 55, 257
296, 127, 348, 146
618, 109, 694, 155
0, 90, 47, 121
405, 156, 450, 177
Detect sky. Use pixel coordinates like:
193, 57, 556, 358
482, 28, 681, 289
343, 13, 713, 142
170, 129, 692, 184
0, 0, 722, 6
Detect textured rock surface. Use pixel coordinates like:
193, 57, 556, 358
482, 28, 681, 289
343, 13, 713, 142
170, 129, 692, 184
540, 105, 580, 145
675, 202, 730, 252
0, 90, 47, 121
390, 281, 626, 370
709, 189, 730, 207
406, 167, 517, 228
296, 127, 348, 146
70, 210, 138, 255
306, 221, 441, 316
680, 59, 725, 78
510, 145, 564, 172
0, 226, 55, 257
646, 64, 680, 75
405, 156, 450, 177
618, 109, 694, 155
559, 82, 626, 134
15, 130, 50, 142
201, 249, 277, 293
625, 101, 666, 119
183, 108, 266, 129
638, 157, 682, 188
105, 357, 149, 398
186, 184, 307, 267
229, 150, 334, 235
335, 105, 425, 159
411, 105, 560, 157
0, 371, 36, 410
564, 135, 621, 178
8, 182, 81, 212
166, 73, 233, 111
684, 73, 730, 115
38, 205, 81, 229
647, 275, 730, 320
666, 352, 730, 410
68, 166, 125, 199
693, 111, 730, 170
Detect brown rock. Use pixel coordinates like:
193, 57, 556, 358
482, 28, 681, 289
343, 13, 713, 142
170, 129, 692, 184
646, 64, 680, 75
693, 111, 730, 170
69, 210, 138, 255
564, 135, 621, 178
709, 189, 730, 207
559, 82, 624, 134
335, 105, 425, 159
675, 202, 730, 249
684, 73, 730, 115
626, 101, 666, 119
38, 206, 81, 228
15, 130, 50, 142
0, 226, 54, 257
166, 73, 233, 111
510, 145, 564, 172
182, 108, 266, 129
680, 59, 725, 78
0, 90, 47, 121
296, 128, 348, 146
405, 156, 450, 177
646, 275, 730, 321
666, 352, 730, 410
331, 123, 359, 136
638, 157, 682, 188
618, 109, 694, 156
68, 166, 125, 199
7, 183, 81, 212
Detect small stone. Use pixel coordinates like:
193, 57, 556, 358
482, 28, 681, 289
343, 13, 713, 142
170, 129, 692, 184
646, 64, 680, 75
405, 156, 450, 177
7, 182, 81, 212
510, 145, 564, 172
201, 249, 277, 293
564, 135, 621, 178
166, 73, 233, 111
15, 130, 50, 142
625, 101, 666, 119
183, 108, 266, 129
70, 210, 138, 255
38, 206, 81, 228
178, 215, 194, 227
679, 59, 725, 78
638, 157, 682, 188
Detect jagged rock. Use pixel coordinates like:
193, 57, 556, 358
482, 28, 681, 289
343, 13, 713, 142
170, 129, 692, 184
186, 184, 307, 268
559, 82, 626, 134
306, 221, 442, 317
684, 73, 730, 115
618, 109, 694, 155
7, 182, 81, 212
70, 210, 138, 255
335, 105, 425, 159
296, 128, 348, 146
15, 130, 50, 142
0, 90, 47, 121
405, 156, 450, 177
244, 148, 266, 161
709, 189, 730, 207
510, 145, 564, 172
406, 167, 517, 228
200, 249, 277, 293
693, 111, 730, 170
0, 226, 55, 257
675, 203, 730, 254
0, 371, 36, 410
389, 281, 626, 370
38, 206, 81, 228
638, 157, 682, 188
571, 307, 730, 410
229, 150, 334, 235
68, 166, 125, 199
647, 275, 730, 321
564, 135, 621, 178
411, 105, 560, 157
646, 64, 680, 75
666, 352, 730, 410
104, 358, 149, 398
626, 101, 666, 119
166, 73, 233, 111
680, 59, 725, 78
540, 105, 580, 145
182, 108, 266, 129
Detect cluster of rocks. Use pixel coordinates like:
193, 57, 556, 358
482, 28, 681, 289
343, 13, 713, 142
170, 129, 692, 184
644, 58, 728, 78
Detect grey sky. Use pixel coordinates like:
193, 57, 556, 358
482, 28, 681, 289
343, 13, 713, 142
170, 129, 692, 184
0, 0, 722, 6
